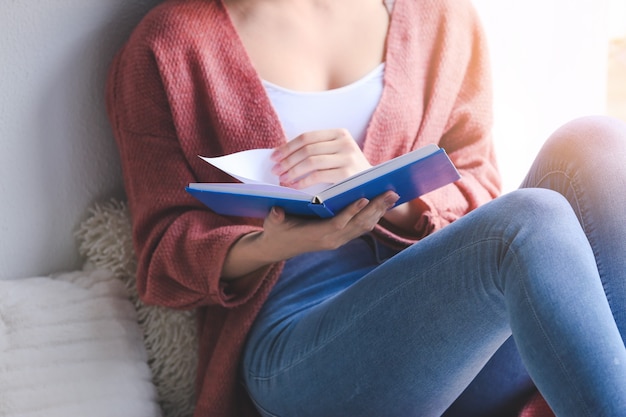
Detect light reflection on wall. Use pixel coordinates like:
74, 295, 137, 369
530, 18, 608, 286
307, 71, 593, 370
472, 0, 610, 192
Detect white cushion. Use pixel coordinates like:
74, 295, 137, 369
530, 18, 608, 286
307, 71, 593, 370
0, 269, 162, 417
75, 199, 198, 417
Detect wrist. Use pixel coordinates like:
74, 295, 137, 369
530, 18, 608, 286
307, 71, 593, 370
221, 231, 266, 281
221, 230, 287, 281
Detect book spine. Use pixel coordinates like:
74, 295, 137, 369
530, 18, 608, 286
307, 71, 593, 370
307, 202, 335, 218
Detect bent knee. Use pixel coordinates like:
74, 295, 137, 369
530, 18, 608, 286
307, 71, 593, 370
498, 189, 585, 250
543, 115, 626, 161
500, 188, 573, 220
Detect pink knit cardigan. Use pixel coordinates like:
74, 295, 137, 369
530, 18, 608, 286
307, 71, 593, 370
105, 0, 526, 415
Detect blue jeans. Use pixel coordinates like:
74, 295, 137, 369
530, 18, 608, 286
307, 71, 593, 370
241, 116, 626, 417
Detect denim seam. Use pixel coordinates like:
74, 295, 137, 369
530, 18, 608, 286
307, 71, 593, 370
251, 399, 282, 417
533, 168, 614, 328
509, 243, 593, 417
565, 171, 610, 322
532, 168, 585, 229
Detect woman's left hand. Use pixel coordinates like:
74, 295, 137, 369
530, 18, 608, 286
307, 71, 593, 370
271, 128, 372, 189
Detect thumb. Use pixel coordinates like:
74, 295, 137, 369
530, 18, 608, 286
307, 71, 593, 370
267, 206, 285, 224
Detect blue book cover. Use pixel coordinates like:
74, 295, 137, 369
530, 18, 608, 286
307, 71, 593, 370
186, 145, 460, 219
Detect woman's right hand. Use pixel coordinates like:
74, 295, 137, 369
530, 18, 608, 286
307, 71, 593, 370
221, 190, 400, 280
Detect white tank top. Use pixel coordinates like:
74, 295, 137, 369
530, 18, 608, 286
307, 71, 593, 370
262, 63, 385, 147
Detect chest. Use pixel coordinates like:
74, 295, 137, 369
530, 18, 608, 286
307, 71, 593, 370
224, 0, 390, 91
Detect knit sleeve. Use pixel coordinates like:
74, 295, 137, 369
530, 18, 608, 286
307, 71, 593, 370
421, 0, 501, 226
105, 19, 280, 311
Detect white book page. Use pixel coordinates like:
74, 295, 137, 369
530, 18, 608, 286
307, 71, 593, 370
199, 148, 330, 194
200, 148, 278, 185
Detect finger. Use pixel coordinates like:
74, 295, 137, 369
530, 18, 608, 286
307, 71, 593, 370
272, 129, 348, 161
330, 192, 395, 230
272, 129, 356, 177
324, 193, 398, 246
279, 154, 354, 187
376, 191, 401, 212
273, 138, 345, 178
278, 141, 367, 186
285, 166, 353, 189
348, 191, 400, 228
331, 197, 370, 230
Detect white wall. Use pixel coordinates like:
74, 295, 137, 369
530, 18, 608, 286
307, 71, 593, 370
0, 1, 159, 279
473, 0, 610, 191
0, 0, 612, 279
608, 0, 626, 38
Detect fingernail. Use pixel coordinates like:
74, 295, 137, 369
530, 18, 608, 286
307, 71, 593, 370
271, 150, 282, 161
385, 193, 400, 207
357, 198, 369, 209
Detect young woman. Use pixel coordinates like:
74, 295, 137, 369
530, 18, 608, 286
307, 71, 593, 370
106, 0, 626, 415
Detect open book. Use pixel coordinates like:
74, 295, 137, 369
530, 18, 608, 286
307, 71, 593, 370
186, 144, 460, 218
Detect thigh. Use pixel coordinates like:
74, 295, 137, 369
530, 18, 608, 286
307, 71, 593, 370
243, 189, 577, 417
